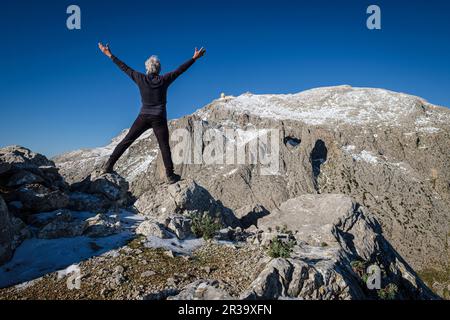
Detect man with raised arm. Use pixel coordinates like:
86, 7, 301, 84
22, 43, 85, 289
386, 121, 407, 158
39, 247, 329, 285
98, 43, 206, 184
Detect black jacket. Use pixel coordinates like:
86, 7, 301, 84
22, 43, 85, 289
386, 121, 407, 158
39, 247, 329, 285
111, 55, 195, 117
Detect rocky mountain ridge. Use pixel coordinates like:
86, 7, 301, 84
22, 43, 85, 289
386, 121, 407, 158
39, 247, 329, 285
1, 85, 449, 299
54, 85, 450, 274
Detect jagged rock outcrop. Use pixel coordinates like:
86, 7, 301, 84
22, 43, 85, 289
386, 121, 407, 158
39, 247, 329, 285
0, 146, 131, 217
53, 86, 450, 276
134, 179, 239, 238
70, 172, 131, 210
256, 194, 368, 246
0, 146, 69, 216
0, 146, 133, 265
240, 194, 437, 300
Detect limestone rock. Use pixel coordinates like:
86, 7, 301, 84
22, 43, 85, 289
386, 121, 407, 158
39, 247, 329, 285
0, 146, 54, 171
136, 220, 173, 239
0, 196, 14, 264
241, 194, 438, 300
257, 194, 360, 246
68, 192, 111, 212
143, 288, 179, 300
84, 214, 121, 238
27, 209, 70, 227
166, 215, 192, 240
0, 146, 71, 217
0, 146, 67, 191
135, 179, 239, 229
168, 280, 233, 300
37, 211, 87, 239
214, 226, 248, 242
71, 172, 129, 202
10, 217, 31, 248
6, 171, 44, 187
16, 184, 69, 213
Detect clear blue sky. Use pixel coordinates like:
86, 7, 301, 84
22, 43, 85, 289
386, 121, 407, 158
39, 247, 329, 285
1, 0, 449, 157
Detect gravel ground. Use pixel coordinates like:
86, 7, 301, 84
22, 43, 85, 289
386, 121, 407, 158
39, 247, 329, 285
0, 239, 267, 300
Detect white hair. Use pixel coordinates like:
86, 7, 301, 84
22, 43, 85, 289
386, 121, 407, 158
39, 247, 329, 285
145, 55, 161, 75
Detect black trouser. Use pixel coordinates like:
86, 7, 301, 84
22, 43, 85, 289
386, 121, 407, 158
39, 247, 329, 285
105, 114, 174, 176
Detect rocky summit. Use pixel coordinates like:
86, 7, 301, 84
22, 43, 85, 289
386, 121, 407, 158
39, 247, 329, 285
1, 86, 449, 300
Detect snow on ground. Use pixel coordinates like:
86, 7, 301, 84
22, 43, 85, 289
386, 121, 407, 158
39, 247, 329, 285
0, 233, 132, 288
143, 236, 205, 255
0, 210, 144, 288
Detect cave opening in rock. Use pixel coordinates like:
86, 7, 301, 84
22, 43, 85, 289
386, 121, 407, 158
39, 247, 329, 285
310, 139, 328, 189
283, 136, 301, 148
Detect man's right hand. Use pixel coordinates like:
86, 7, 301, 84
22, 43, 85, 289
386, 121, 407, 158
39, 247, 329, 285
193, 47, 206, 60
98, 42, 112, 58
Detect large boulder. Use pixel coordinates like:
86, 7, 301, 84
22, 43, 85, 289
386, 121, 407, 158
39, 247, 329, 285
84, 213, 122, 237
67, 192, 112, 212
134, 179, 239, 231
71, 172, 130, 208
37, 210, 87, 239
0, 146, 70, 217
241, 194, 438, 300
6, 171, 44, 187
0, 146, 67, 190
136, 220, 173, 239
16, 184, 69, 214
257, 194, 363, 246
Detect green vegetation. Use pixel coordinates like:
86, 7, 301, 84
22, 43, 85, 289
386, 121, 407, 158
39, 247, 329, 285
350, 260, 367, 276
377, 283, 398, 300
127, 235, 145, 249
267, 237, 295, 258
190, 213, 223, 240
418, 267, 450, 299
351, 260, 401, 300
275, 225, 294, 236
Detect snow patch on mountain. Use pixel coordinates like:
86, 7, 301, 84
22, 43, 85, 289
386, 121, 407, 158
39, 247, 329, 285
201, 86, 448, 130
342, 145, 414, 175
125, 151, 158, 180
352, 150, 379, 164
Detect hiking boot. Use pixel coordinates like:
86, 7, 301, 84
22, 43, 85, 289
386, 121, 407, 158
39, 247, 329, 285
167, 173, 181, 184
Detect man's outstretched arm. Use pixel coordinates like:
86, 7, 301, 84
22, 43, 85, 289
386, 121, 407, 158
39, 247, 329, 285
98, 42, 143, 83
164, 47, 206, 84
